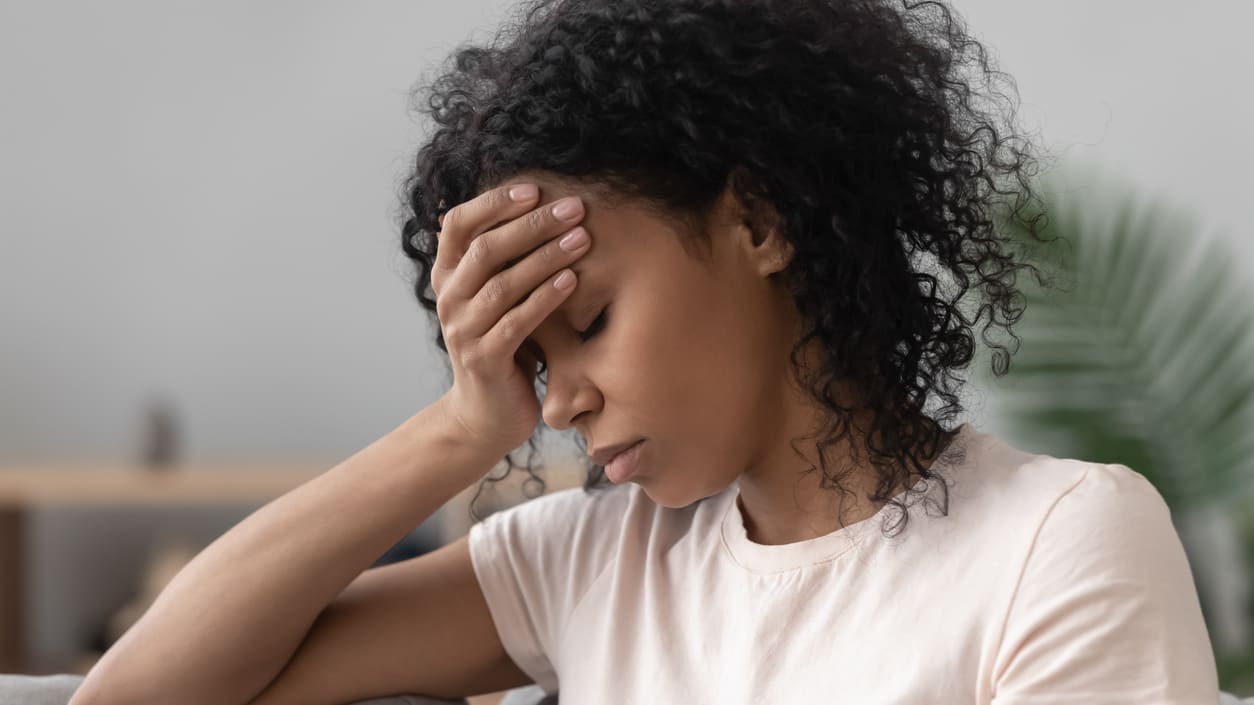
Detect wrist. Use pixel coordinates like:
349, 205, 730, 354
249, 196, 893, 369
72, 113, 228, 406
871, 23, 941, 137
409, 398, 509, 481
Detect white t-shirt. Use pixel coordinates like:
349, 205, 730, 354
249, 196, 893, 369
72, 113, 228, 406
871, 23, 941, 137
467, 423, 1219, 704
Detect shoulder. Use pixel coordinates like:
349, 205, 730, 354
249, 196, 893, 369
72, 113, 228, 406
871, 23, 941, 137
989, 461, 1216, 698
923, 430, 1180, 595
939, 427, 1186, 599
946, 428, 1165, 534
1020, 460, 1178, 581
979, 432, 1172, 542
1045, 461, 1170, 525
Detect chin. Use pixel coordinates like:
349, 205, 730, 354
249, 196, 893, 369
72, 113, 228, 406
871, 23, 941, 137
637, 483, 683, 509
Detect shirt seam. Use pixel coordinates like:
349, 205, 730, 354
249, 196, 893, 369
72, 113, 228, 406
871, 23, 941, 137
720, 525, 867, 575
720, 424, 986, 575
988, 463, 1093, 691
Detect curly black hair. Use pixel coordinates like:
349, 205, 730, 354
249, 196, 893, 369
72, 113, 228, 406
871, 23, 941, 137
397, 0, 1060, 537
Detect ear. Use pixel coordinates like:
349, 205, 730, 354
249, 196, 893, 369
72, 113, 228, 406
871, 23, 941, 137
716, 168, 794, 277
754, 223, 795, 277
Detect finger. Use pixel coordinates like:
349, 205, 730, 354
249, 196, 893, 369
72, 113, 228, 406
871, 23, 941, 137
442, 195, 585, 305
459, 224, 590, 341
481, 267, 576, 365
433, 183, 538, 277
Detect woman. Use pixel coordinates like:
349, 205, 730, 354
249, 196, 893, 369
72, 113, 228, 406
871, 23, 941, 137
73, 1, 1219, 703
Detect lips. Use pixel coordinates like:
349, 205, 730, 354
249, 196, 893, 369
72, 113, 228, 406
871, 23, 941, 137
590, 438, 644, 466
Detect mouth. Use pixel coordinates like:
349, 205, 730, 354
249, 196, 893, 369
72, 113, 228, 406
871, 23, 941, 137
590, 438, 645, 466
602, 439, 646, 484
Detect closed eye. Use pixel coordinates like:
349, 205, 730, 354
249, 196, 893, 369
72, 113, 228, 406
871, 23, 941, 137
525, 305, 608, 378
577, 306, 608, 343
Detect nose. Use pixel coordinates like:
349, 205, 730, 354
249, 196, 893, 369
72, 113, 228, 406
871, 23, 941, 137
540, 360, 599, 433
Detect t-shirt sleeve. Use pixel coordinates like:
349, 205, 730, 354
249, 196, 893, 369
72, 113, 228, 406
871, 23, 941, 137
466, 484, 626, 694
990, 463, 1220, 704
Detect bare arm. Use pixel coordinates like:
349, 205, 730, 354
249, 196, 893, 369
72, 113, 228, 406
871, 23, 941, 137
240, 534, 534, 705
69, 398, 505, 705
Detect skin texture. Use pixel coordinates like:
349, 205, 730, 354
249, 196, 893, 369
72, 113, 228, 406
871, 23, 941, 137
512, 170, 945, 545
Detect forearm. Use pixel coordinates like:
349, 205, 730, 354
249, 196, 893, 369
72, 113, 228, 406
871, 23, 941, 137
72, 399, 501, 705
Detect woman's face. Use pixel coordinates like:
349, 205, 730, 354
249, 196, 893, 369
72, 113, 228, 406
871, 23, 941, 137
515, 171, 813, 509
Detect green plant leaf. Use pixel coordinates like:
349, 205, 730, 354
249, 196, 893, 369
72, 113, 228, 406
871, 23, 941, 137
976, 165, 1254, 512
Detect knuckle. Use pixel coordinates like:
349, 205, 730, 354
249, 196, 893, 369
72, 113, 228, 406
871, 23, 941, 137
434, 278, 451, 309
543, 240, 564, 263
482, 275, 507, 305
528, 207, 550, 232
441, 320, 462, 344
466, 236, 492, 266
442, 205, 460, 231
496, 309, 520, 342
497, 185, 515, 211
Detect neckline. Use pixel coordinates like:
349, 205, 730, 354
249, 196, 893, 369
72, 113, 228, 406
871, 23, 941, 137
719, 422, 978, 573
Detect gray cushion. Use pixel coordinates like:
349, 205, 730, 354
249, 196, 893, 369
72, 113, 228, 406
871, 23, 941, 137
498, 684, 557, 705
0, 675, 83, 705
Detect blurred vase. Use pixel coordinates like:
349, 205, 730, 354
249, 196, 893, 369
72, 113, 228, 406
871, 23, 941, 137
139, 395, 181, 470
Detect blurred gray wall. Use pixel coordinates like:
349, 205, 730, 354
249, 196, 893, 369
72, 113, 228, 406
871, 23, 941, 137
1, 0, 1250, 672
0, 0, 538, 672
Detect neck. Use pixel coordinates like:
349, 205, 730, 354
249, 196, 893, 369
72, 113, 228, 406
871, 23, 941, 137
734, 384, 951, 546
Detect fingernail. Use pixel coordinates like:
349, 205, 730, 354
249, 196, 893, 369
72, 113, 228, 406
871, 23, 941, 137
559, 227, 589, 252
510, 184, 538, 202
552, 197, 583, 221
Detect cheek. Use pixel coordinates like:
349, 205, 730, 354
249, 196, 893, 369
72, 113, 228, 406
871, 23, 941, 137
653, 292, 766, 436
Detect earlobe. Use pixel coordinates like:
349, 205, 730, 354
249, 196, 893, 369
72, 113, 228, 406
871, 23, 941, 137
758, 229, 795, 276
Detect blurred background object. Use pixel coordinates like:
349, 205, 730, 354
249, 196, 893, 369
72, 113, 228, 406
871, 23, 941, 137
0, 0, 1251, 699
138, 396, 181, 470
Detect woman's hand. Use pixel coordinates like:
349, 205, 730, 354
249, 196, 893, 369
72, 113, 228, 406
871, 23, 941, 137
431, 182, 591, 457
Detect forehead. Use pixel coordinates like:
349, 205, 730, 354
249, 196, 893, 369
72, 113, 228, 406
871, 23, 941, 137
498, 170, 674, 223
503, 174, 682, 352
496, 173, 639, 268
494, 170, 703, 278
505, 176, 611, 344
501, 171, 695, 239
